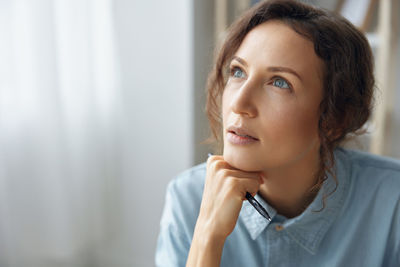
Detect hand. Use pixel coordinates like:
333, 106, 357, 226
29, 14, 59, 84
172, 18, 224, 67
195, 155, 263, 240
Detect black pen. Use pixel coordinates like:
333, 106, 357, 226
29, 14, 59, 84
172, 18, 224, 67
207, 153, 272, 221
245, 192, 271, 221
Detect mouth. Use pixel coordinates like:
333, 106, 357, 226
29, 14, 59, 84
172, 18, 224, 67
226, 126, 259, 144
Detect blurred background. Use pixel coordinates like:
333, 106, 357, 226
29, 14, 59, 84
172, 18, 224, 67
0, 0, 399, 266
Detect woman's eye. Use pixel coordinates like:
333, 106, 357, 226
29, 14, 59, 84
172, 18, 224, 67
231, 67, 245, 78
272, 77, 290, 89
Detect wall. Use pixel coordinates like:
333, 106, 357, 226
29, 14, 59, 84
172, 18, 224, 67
111, 0, 193, 266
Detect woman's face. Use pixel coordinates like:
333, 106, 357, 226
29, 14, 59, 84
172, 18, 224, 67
222, 20, 324, 172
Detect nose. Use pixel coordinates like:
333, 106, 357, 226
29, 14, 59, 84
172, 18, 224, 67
230, 79, 258, 118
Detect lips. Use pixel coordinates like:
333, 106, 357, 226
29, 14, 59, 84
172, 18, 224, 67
227, 126, 259, 140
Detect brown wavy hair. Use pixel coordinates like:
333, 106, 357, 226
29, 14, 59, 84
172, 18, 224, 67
205, 0, 375, 208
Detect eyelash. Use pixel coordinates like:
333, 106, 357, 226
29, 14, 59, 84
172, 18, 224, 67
228, 65, 293, 91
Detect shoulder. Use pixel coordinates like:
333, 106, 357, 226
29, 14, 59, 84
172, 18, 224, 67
156, 163, 206, 266
337, 147, 400, 190
160, 163, 206, 234
335, 148, 400, 262
168, 162, 207, 194
336, 147, 400, 218
339, 147, 400, 172
166, 162, 207, 207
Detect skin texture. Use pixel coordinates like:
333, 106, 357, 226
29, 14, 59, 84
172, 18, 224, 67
187, 20, 324, 267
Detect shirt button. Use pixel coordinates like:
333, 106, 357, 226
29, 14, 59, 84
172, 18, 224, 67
275, 224, 284, 231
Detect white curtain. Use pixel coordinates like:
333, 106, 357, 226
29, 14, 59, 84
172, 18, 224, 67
0, 0, 122, 266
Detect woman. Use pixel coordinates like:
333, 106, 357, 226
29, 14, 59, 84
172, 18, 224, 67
156, 0, 400, 266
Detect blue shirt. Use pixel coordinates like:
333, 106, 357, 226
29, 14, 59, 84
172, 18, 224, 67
155, 148, 400, 266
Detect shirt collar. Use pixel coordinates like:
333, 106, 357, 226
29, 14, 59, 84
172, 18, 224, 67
239, 147, 350, 255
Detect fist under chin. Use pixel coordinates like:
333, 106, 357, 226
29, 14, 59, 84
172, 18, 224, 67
223, 150, 262, 172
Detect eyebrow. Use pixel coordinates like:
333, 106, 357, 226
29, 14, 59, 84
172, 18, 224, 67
231, 56, 303, 82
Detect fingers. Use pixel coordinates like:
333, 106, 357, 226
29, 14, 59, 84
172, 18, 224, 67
206, 155, 262, 198
199, 154, 263, 238
207, 155, 260, 176
207, 155, 229, 170
226, 176, 260, 199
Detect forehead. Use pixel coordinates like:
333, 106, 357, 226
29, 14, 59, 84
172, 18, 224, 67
235, 20, 324, 83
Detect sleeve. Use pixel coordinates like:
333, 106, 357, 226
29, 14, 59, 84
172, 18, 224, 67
389, 198, 400, 267
382, 191, 400, 267
155, 180, 193, 267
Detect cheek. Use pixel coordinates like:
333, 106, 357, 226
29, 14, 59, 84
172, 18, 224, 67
262, 98, 320, 142
221, 91, 230, 121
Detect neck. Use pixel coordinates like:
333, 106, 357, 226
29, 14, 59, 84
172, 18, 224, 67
258, 143, 321, 218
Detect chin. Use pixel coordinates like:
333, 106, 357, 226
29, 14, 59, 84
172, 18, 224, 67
223, 146, 262, 172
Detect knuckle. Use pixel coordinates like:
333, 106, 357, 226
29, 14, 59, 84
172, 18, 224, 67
214, 159, 226, 170
207, 157, 224, 171
218, 168, 231, 178
206, 155, 215, 166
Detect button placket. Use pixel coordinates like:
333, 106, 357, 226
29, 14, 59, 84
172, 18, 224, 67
275, 224, 284, 231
